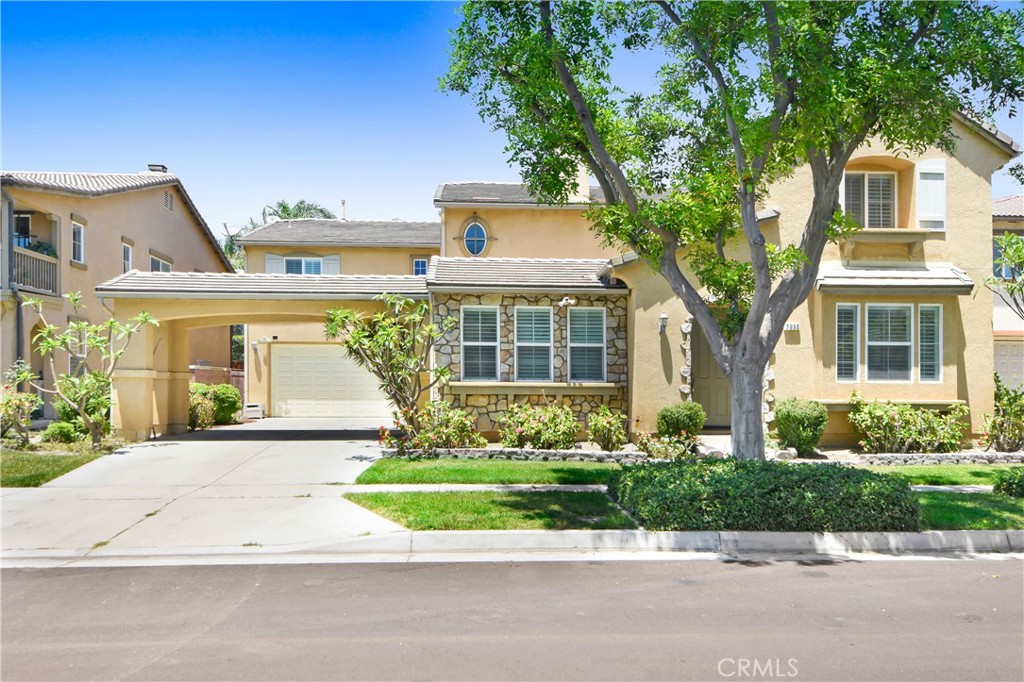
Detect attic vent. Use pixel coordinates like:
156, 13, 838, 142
163, 190, 174, 211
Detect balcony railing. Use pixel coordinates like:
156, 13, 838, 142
13, 246, 58, 295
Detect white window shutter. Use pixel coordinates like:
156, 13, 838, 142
265, 254, 284, 274
916, 158, 946, 230
322, 255, 341, 275
839, 173, 846, 211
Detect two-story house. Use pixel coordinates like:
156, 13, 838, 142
993, 194, 1024, 388
97, 117, 1019, 444
1, 165, 232, 416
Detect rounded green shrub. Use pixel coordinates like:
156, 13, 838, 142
499, 402, 579, 450
774, 398, 829, 456
993, 468, 1024, 498
656, 401, 706, 439
192, 383, 241, 425
41, 421, 81, 444
588, 405, 627, 452
608, 459, 921, 532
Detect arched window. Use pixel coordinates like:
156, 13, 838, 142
464, 222, 487, 256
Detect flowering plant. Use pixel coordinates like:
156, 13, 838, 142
498, 401, 579, 450
380, 402, 486, 455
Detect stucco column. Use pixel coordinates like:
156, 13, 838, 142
151, 321, 191, 436
111, 322, 158, 441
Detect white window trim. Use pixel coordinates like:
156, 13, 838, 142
122, 242, 133, 273
568, 307, 607, 383
844, 171, 898, 229
283, 256, 323, 275
413, 258, 428, 276
514, 306, 554, 382
150, 255, 172, 272
835, 303, 860, 383
71, 221, 85, 263
865, 303, 914, 384
460, 305, 500, 382
918, 304, 943, 383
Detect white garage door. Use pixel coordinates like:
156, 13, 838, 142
995, 340, 1024, 390
270, 344, 392, 418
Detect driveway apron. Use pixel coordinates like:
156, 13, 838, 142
1, 419, 404, 559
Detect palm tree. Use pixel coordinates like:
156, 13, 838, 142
262, 199, 336, 222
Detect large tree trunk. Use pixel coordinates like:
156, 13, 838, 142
729, 363, 765, 460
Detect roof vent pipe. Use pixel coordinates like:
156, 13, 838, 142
341, 199, 346, 221
148, 164, 168, 173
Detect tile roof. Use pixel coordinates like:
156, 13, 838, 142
434, 182, 606, 206
1, 171, 178, 196
1, 169, 232, 271
427, 257, 624, 291
815, 262, 973, 295
993, 194, 1024, 219
96, 271, 427, 299
237, 219, 441, 247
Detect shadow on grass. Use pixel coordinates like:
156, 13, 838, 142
546, 466, 616, 485
493, 491, 635, 530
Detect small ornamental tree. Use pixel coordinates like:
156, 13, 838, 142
1, 360, 42, 447
443, 1, 1024, 458
22, 292, 157, 448
985, 232, 1024, 322
325, 294, 456, 434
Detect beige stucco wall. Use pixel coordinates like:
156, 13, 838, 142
441, 207, 621, 259
243, 244, 439, 276
2, 185, 231, 415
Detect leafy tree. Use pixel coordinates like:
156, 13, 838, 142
324, 294, 456, 434
262, 199, 337, 222
22, 292, 158, 448
986, 231, 1024, 322
443, 0, 1024, 459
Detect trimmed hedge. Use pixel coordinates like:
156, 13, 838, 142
608, 458, 921, 532
656, 401, 707, 439
41, 421, 81, 444
191, 383, 241, 425
993, 468, 1024, 498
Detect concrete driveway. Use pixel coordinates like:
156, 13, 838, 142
2, 419, 404, 561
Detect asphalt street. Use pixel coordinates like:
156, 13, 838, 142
2, 558, 1021, 681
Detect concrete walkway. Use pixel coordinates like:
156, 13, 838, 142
2, 419, 404, 560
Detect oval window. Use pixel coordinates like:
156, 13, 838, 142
464, 222, 487, 256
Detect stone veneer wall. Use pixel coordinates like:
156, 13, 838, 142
434, 292, 629, 432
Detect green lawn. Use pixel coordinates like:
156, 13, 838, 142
355, 458, 619, 485
868, 464, 1021, 486
1, 450, 102, 487
345, 491, 636, 530
916, 492, 1024, 530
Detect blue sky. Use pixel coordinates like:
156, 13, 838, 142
2, 1, 1022, 236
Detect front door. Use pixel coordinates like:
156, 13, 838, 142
691, 326, 731, 428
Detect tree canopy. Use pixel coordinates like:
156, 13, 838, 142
443, 0, 1024, 458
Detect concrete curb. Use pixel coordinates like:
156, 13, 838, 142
314, 529, 1020, 556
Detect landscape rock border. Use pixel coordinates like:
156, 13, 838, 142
380, 447, 649, 463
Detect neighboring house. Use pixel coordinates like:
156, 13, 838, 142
1, 165, 233, 416
97, 118, 1019, 445
993, 194, 1024, 388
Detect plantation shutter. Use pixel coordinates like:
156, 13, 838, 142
516, 308, 552, 381
462, 308, 498, 381
569, 308, 606, 382
867, 305, 912, 381
844, 173, 865, 228
835, 304, 859, 381
322, 255, 341, 275
265, 254, 285, 274
916, 159, 946, 231
866, 174, 895, 228
919, 305, 942, 382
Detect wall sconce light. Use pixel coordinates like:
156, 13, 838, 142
658, 312, 669, 333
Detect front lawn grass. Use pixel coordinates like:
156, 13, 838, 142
868, 464, 1021, 486
1, 450, 102, 487
355, 458, 619, 485
916, 492, 1024, 530
345, 491, 636, 530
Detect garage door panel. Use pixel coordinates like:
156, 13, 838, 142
271, 344, 392, 418
995, 340, 1024, 390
